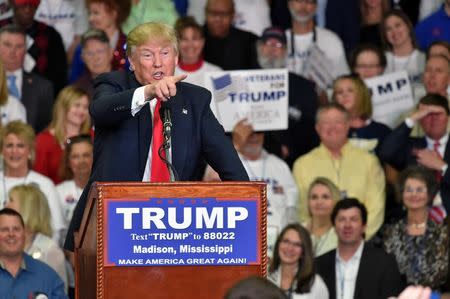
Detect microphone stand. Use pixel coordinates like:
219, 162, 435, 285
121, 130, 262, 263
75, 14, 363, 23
162, 107, 176, 182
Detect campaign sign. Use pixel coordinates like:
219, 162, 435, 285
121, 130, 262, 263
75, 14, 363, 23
204, 69, 289, 132
364, 71, 415, 128
104, 197, 259, 267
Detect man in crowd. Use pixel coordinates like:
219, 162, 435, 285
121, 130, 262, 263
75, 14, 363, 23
203, 0, 259, 70
0, 24, 54, 133
315, 198, 403, 299
0, 0, 67, 93
415, 0, 450, 50
0, 208, 67, 298
74, 29, 113, 100
232, 119, 298, 256
256, 26, 320, 166
65, 22, 248, 252
293, 103, 385, 239
286, 0, 349, 90
380, 94, 450, 216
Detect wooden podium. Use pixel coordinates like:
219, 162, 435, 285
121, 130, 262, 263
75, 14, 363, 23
74, 182, 267, 299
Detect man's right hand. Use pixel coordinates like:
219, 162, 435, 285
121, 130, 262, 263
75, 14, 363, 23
232, 118, 253, 152
144, 74, 187, 101
410, 104, 447, 122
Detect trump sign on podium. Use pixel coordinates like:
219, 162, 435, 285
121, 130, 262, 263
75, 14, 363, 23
204, 69, 289, 132
103, 197, 260, 267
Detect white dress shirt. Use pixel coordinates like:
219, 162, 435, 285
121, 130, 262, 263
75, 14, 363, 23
335, 242, 364, 299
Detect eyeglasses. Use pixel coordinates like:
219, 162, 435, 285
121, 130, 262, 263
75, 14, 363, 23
280, 239, 303, 249
264, 40, 284, 48
289, 0, 316, 4
355, 64, 380, 69
404, 186, 427, 194
206, 9, 233, 18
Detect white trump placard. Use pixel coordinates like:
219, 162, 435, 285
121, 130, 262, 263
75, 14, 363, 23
204, 69, 289, 132
364, 71, 415, 128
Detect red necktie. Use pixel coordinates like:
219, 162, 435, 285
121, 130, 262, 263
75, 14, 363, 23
433, 141, 442, 183
150, 99, 170, 182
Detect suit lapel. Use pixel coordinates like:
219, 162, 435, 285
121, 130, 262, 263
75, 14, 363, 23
129, 73, 152, 177
354, 245, 369, 298
443, 134, 450, 163
171, 83, 189, 179
329, 252, 337, 299
21, 71, 32, 106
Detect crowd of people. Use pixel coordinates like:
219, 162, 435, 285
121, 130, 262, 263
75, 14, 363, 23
0, 0, 449, 298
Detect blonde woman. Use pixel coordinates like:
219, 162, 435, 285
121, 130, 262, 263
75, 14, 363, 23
304, 177, 340, 257
6, 184, 67, 290
0, 60, 26, 125
33, 86, 91, 184
0, 121, 65, 242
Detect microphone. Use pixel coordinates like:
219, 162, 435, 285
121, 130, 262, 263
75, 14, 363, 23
160, 101, 172, 139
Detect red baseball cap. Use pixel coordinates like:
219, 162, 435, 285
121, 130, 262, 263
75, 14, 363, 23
13, 0, 40, 6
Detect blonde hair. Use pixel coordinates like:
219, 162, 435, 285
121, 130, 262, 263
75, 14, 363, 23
0, 120, 36, 165
126, 22, 178, 57
9, 184, 52, 237
332, 75, 373, 119
48, 85, 91, 145
0, 60, 8, 106
307, 177, 341, 202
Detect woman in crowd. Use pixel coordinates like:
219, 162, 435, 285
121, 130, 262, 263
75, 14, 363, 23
70, 0, 131, 82
33, 86, 91, 184
383, 166, 448, 289
6, 184, 67, 289
359, 0, 390, 47
0, 60, 26, 125
0, 121, 65, 242
380, 10, 425, 84
332, 74, 391, 156
174, 16, 222, 88
303, 177, 339, 257
349, 43, 386, 79
56, 135, 93, 226
268, 223, 329, 299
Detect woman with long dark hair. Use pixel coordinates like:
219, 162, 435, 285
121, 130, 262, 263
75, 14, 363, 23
268, 223, 329, 299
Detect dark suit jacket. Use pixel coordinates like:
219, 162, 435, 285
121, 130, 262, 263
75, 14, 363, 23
379, 122, 450, 213
21, 71, 54, 133
316, 244, 404, 299
64, 71, 249, 250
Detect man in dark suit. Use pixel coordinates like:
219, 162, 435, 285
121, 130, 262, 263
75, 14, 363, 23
203, 0, 259, 70
316, 198, 403, 299
0, 24, 54, 133
380, 94, 450, 214
64, 22, 249, 251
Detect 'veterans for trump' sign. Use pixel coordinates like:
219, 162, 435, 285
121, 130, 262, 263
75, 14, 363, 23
204, 69, 289, 132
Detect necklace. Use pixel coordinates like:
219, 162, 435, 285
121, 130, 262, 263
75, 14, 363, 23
407, 222, 427, 229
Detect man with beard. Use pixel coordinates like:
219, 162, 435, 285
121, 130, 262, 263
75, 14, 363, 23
256, 26, 320, 166
285, 0, 348, 88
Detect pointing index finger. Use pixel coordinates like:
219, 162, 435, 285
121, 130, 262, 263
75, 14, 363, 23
173, 73, 188, 83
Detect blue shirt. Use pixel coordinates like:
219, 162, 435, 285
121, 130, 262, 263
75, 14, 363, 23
415, 4, 450, 50
0, 253, 67, 299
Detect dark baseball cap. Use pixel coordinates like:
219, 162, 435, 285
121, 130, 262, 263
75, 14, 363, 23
260, 27, 287, 45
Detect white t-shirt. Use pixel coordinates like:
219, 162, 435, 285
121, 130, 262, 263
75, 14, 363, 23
27, 232, 68, 290
239, 150, 298, 257
174, 61, 222, 89
286, 27, 349, 82
35, 0, 88, 50
1, 95, 27, 126
233, 0, 271, 36
56, 180, 83, 226
0, 171, 66, 243
385, 49, 426, 84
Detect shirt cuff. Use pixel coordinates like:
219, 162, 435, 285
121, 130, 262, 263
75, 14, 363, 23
442, 164, 448, 176
404, 117, 415, 128
131, 86, 150, 116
